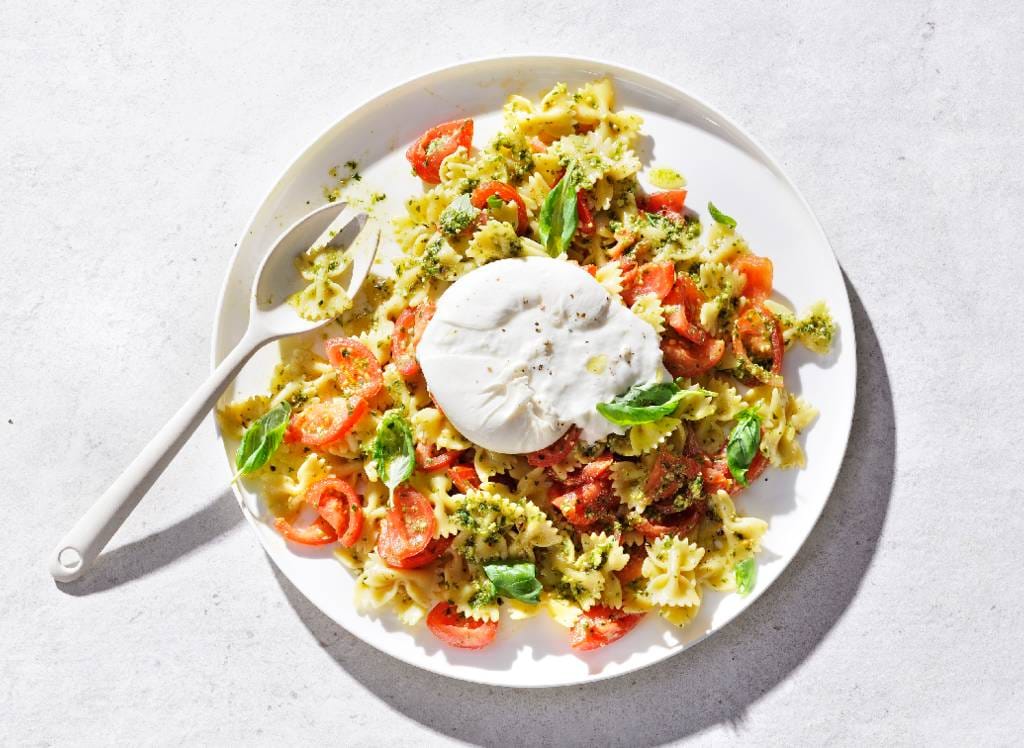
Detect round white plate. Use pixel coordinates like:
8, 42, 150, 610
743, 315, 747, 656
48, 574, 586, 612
212, 55, 856, 687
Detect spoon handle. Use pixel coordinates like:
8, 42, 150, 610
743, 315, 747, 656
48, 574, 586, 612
48, 330, 266, 583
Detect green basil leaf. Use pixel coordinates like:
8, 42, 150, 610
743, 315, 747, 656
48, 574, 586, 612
735, 557, 757, 596
372, 409, 415, 490
483, 561, 542, 604
726, 406, 762, 486
538, 169, 579, 256
708, 201, 737, 229
235, 401, 291, 475
596, 380, 687, 426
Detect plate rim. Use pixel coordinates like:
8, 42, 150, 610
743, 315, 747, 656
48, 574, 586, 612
210, 53, 857, 687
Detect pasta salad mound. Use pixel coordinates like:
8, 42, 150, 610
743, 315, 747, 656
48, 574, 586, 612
219, 79, 836, 653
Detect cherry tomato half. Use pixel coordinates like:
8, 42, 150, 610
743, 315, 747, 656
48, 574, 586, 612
663, 275, 708, 344
426, 602, 498, 649
471, 181, 528, 235
661, 334, 726, 378
381, 535, 453, 570
569, 606, 644, 651
731, 254, 774, 302
325, 337, 383, 401
527, 426, 580, 468
447, 465, 481, 493
642, 190, 688, 217
377, 485, 436, 561
621, 262, 675, 307
273, 516, 337, 546
305, 478, 363, 548
391, 303, 435, 379
405, 118, 474, 184
415, 443, 460, 473
285, 397, 368, 448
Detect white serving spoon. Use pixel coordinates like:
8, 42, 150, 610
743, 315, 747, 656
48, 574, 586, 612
49, 202, 381, 583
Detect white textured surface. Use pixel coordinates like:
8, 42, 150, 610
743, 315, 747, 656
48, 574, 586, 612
2, 2, 1022, 745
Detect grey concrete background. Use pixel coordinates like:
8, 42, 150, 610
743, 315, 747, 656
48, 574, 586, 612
2, 1, 1021, 745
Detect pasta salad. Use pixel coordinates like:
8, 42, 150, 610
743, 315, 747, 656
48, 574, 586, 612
218, 80, 836, 652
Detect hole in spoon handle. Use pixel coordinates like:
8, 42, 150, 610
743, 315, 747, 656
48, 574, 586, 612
51, 546, 86, 583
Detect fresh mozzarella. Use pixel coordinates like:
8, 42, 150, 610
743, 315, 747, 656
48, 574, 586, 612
417, 257, 667, 454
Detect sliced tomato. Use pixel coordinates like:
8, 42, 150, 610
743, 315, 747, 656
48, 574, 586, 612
305, 478, 363, 548
576, 191, 595, 236
273, 516, 337, 546
642, 190, 688, 217
664, 275, 708, 344
415, 443, 460, 473
325, 337, 383, 401
661, 334, 726, 378
615, 551, 645, 584
552, 481, 617, 527
732, 302, 784, 387
731, 254, 774, 301
471, 181, 528, 234
562, 454, 614, 486
447, 464, 481, 493
426, 602, 498, 649
381, 534, 453, 570
645, 450, 700, 503
701, 450, 769, 496
636, 501, 705, 541
582, 263, 598, 277
405, 118, 473, 184
378, 485, 436, 561
285, 396, 368, 447
391, 303, 435, 378
527, 426, 580, 468
621, 262, 675, 307
569, 605, 644, 651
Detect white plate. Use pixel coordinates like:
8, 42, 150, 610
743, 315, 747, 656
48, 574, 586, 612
212, 55, 856, 687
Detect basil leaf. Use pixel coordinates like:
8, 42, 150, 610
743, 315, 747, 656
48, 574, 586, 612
597, 380, 687, 426
735, 557, 756, 596
235, 401, 291, 475
708, 201, 737, 229
726, 406, 762, 486
538, 169, 579, 256
372, 409, 415, 490
483, 561, 542, 605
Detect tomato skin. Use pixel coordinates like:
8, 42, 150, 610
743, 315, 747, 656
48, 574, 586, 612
391, 303, 435, 378
406, 118, 474, 184
661, 334, 726, 378
274, 516, 337, 546
664, 275, 708, 344
636, 501, 705, 541
732, 302, 784, 387
325, 337, 384, 401
562, 454, 614, 486
471, 181, 528, 234
701, 449, 768, 496
644, 450, 700, 503
527, 426, 580, 468
380, 534, 453, 569
285, 397, 369, 447
569, 606, 644, 651
415, 443, 460, 473
306, 478, 364, 548
576, 191, 595, 236
426, 602, 498, 649
551, 481, 613, 527
379, 485, 436, 561
621, 262, 675, 307
643, 190, 688, 217
447, 465, 481, 493
732, 255, 773, 301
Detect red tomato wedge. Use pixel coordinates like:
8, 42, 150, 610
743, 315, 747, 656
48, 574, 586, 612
642, 190, 688, 217
562, 454, 614, 486
576, 191, 595, 236
664, 275, 708, 344
325, 337, 383, 401
405, 118, 473, 184
615, 551, 645, 584
621, 262, 675, 307
703, 450, 769, 495
644, 450, 700, 503
661, 334, 725, 378
526, 426, 580, 468
305, 478, 363, 548
415, 443, 460, 473
382, 535, 454, 570
391, 303, 435, 378
731, 255, 774, 301
273, 516, 337, 546
732, 302, 784, 387
471, 181, 528, 234
636, 501, 705, 541
426, 602, 498, 649
378, 485, 436, 561
447, 464, 481, 493
285, 397, 368, 447
569, 606, 645, 651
